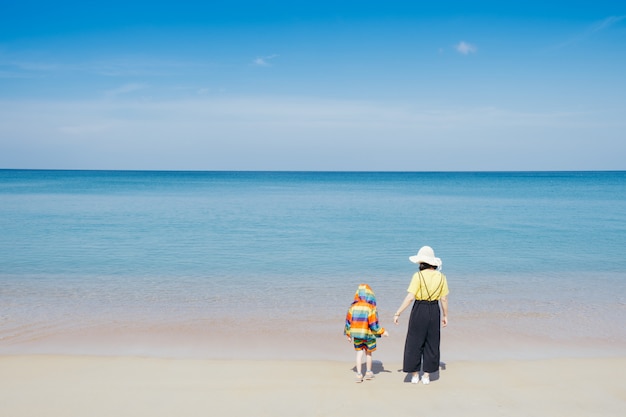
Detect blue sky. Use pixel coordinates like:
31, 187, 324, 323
1, 1, 625, 170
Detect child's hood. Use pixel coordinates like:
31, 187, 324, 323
352, 283, 377, 306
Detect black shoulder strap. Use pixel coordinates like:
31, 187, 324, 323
419, 271, 444, 301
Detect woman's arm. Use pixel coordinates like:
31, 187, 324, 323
440, 296, 448, 327
393, 292, 415, 324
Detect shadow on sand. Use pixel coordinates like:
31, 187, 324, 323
350, 360, 392, 375
350, 361, 447, 382
398, 361, 447, 383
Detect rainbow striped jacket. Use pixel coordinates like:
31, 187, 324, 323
344, 284, 385, 339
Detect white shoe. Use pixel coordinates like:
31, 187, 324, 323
422, 375, 430, 385
411, 375, 419, 384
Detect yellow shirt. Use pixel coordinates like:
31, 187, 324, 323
407, 269, 449, 301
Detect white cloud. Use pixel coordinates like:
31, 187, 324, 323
58, 123, 113, 135
7, 61, 60, 71
0, 58, 61, 78
589, 15, 626, 34
2, 97, 623, 171
252, 54, 279, 67
103, 83, 148, 98
553, 15, 626, 49
456, 41, 477, 55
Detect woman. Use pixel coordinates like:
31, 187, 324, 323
393, 246, 449, 384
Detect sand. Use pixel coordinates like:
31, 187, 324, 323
1, 355, 624, 417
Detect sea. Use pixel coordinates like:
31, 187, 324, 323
1, 170, 625, 362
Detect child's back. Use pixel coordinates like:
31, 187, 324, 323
345, 284, 384, 339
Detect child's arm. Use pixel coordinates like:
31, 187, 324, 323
368, 308, 386, 337
344, 308, 353, 341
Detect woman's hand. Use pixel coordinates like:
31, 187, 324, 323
394, 292, 415, 325
440, 296, 448, 328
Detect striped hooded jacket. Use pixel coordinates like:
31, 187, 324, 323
344, 284, 385, 340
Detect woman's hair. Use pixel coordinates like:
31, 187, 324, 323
419, 262, 437, 271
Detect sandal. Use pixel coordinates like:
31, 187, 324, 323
355, 373, 364, 383
364, 371, 375, 380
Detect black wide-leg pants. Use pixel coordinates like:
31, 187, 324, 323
402, 300, 441, 373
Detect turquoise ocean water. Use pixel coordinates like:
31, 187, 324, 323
1, 170, 625, 360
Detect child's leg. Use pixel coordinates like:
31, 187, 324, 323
355, 349, 364, 375
363, 350, 376, 380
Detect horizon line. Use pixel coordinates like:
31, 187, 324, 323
2, 168, 625, 174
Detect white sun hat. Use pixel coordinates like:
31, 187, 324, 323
409, 246, 442, 268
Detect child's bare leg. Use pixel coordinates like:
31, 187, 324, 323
355, 349, 364, 375
365, 351, 373, 373
363, 351, 375, 380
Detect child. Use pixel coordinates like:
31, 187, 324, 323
344, 283, 389, 383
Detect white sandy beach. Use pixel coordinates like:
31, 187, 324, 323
1, 355, 624, 417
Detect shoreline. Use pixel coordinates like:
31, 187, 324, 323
1, 354, 624, 417
2, 318, 624, 362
